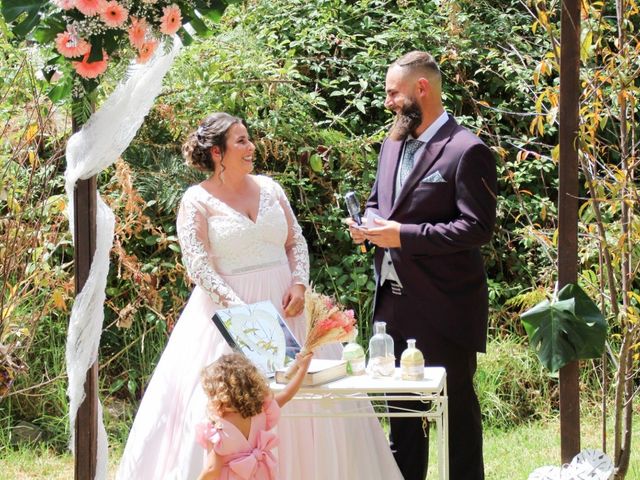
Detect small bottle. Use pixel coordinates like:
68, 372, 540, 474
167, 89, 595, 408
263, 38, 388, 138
367, 321, 395, 378
400, 339, 424, 380
342, 329, 366, 376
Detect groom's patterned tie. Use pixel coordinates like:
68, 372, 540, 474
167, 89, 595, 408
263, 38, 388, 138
399, 139, 423, 186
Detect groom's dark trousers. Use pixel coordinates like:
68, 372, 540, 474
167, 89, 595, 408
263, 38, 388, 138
374, 283, 484, 480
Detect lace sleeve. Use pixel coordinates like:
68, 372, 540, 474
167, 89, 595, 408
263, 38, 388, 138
273, 181, 309, 286
177, 191, 244, 307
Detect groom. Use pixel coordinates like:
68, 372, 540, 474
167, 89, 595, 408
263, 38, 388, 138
348, 51, 497, 480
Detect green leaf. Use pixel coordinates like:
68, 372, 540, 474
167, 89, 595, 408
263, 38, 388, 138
1, 0, 48, 39
127, 379, 138, 396
177, 28, 194, 47
196, 0, 235, 22
47, 81, 72, 103
309, 153, 323, 173
520, 283, 607, 373
88, 36, 104, 62
108, 378, 126, 395
188, 16, 209, 36
32, 16, 65, 44
144, 235, 159, 246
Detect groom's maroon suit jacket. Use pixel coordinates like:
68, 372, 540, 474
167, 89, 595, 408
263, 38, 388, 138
366, 116, 497, 353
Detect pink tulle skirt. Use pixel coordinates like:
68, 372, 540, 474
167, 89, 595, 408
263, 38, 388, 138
116, 264, 403, 480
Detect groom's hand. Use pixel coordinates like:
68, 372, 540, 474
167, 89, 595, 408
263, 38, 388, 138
363, 218, 401, 248
346, 218, 367, 244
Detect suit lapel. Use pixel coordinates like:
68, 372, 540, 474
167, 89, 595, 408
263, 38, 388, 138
378, 139, 402, 216
391, 117, 457, 216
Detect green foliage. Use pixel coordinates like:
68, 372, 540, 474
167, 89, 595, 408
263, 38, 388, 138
520, 283, 607, 373
0, 44, 71, 402
1, 0, 234, 112
3, 0, 618, 452
476, 336, 558, 430
0, 0, 48, 39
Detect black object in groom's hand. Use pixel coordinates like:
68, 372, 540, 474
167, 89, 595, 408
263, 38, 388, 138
344, 191, 370, 253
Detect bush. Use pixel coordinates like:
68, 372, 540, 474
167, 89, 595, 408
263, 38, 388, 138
477, 336, 558, 430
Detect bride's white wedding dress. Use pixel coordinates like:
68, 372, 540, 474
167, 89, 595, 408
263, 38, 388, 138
116, 175, 403, 480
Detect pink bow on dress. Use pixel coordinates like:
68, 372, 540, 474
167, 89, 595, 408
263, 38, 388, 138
227, 430, 279, 480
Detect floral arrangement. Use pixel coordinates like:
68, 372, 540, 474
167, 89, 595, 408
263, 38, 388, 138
1, 0, 229, 98
284, 288, 357, 378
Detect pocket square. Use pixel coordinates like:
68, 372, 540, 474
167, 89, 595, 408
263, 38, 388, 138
421, 171, 446, 183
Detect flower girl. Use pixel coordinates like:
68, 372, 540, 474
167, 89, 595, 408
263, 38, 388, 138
196, 351, 312, 480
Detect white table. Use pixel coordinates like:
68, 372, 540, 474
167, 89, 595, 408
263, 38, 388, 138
271, 367, 449, 480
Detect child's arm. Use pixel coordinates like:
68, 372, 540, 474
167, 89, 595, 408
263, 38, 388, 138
197, 448, 222, 480
274, 352, 313, 407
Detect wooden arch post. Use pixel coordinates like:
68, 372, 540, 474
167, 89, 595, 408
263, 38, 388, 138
558, 0, 582, 463
72, 112, 98, 479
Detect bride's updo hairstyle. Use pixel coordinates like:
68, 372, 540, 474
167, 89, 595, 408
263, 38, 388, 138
182, 112, 243, 172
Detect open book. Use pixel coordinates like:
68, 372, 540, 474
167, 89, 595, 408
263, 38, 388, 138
275, 358, 347, 386
212, 301, 301, 377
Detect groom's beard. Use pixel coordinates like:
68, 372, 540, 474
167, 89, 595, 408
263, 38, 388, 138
389, 99, 422, 141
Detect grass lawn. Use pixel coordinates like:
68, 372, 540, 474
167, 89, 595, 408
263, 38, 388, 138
426, 409, 640, 479
2, 413, 638, 479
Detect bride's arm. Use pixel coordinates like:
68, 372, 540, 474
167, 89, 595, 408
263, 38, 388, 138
274, 181, 309, 317
177, 192, 244, 307
274, 181, 309, 287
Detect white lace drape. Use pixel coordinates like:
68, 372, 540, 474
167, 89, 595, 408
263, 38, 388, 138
64, 37, 181, 480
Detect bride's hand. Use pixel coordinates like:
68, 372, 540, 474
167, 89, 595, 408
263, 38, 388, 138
282, 284, 306, 317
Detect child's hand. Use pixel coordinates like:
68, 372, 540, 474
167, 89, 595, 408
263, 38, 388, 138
295, 351, 313, 374
275, 351, 313, 408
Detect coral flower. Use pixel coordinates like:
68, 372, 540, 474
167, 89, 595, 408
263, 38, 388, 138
100, 1, 128, 27
136, 39, 158, 64
128, 17, 148, 49
72, 50, 109, 79
54, 0, 75, 9
160, 4, 182, 35
75, 0, 104, 16
55, 31, 91, 58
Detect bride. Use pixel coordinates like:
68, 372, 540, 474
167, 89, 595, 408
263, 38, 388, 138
116, 112, 404, 480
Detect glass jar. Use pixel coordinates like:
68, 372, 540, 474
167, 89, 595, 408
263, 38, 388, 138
400, 338, 424, 380
342, 330, 366, 376
367, 321, 395, 378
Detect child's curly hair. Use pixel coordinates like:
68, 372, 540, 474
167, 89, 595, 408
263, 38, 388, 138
201, 352, 270, 419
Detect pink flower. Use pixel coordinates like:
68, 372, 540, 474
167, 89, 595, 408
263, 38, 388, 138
128, 17, 148, 49
75, 0, 104, 16
100, 1, 128, 27
323, 297, 335, 310
72, 50, 109, 79
317, 318, 340, 333
136, 39, 158, 64
55, 31, 91, 58
160, 4, 182, 35
54, 0, 75, 9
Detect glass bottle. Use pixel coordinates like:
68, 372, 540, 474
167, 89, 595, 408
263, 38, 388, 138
367, 321, 395, 378
400, 339, 424, 380
342, 329, 366, 375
